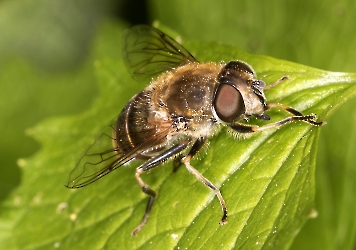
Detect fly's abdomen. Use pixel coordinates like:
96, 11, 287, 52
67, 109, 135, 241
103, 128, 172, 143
114, 90, 159, 157
114, 89, 170, 159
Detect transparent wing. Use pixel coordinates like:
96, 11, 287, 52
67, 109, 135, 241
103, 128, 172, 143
123, 25, 198, 81
66, 122, 173, 188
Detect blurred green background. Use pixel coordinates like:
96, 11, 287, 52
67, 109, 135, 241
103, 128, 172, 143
0, 0, 355, 249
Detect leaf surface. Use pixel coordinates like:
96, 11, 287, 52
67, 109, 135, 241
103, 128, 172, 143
1, 30, 356, 250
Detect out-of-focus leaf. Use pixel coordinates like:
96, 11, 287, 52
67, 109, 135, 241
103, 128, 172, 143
0, 0, 120, 202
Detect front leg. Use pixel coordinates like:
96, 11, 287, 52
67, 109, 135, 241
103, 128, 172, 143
231, 103, 325, 134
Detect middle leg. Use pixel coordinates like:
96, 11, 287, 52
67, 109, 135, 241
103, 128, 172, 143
182, 137, 228, 225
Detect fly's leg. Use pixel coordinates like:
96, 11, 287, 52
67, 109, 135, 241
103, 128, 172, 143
182, 137, 228, 225
132, 140, 190, 236
231, 103, 325, 133
263, 76, 289, 90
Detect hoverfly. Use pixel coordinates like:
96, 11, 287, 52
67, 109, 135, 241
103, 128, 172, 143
66, 25, 324, 236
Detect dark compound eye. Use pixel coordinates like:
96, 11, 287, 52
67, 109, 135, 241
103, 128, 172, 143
214, 84, 245, 123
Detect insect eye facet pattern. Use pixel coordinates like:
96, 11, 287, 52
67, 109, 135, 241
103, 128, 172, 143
66, 25, 324, 236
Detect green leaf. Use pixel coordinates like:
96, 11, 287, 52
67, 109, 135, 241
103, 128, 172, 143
1, 29, 356, 250
152, 1, 356, 249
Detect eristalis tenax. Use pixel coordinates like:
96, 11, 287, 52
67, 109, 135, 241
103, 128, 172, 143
66, 25, 324, 236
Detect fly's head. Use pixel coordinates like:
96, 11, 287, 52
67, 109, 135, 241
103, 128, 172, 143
213, 61, 270, 124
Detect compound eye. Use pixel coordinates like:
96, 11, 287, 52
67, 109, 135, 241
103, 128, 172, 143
214, 84, 245, 123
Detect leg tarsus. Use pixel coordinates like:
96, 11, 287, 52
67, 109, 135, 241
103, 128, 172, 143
132, 195, 155, 236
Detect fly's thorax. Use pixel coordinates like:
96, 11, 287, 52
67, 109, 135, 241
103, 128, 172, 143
150, 62, 223, 117
147, 62, 224, 138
